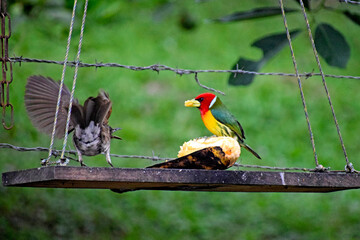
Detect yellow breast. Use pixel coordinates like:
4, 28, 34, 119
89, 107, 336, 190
202, 111, 233, 137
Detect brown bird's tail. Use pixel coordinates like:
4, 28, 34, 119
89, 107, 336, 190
70, 90, 112, 130
80, 90, 112, 128
25, 75, 73, 138
240, 142, 261, 159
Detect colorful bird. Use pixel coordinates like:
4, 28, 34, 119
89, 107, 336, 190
24, 75, 121, 167
185, 92, 261, 159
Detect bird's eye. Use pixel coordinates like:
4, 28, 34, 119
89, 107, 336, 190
197, 97, 204, 102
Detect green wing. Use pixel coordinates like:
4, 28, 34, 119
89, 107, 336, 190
210, 100, 245, 140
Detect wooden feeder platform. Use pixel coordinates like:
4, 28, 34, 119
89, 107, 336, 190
2, 166, 360, 193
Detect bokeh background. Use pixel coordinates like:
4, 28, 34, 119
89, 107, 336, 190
1, 0, 360, 239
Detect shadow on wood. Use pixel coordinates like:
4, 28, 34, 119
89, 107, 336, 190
2, 166, 360, 194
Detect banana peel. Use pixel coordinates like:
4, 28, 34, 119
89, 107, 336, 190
148, 136, 240, 170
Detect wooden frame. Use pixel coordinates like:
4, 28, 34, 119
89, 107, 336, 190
2, 166, 360, 193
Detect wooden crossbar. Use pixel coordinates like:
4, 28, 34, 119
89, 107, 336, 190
2, 166, 360, 193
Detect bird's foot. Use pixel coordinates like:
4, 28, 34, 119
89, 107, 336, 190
345, 162, 358, 173
58, 158, 70, 166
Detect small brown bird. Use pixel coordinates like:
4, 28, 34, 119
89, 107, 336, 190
24, 75, 121, 167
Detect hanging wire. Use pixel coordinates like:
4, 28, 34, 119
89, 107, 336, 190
60, 0, 89, 162
278, 0, 325, 172
298, 0, 356, 173
2, 1, 357, 172
0, 143, 174, 162
0, 143, 336, 172
9, 56, 360, 80
44, 0, 78, 165
339, 0, 360, 5
194, 72, 225, 95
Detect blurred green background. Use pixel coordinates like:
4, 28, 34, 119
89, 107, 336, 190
1, 0, 360, 239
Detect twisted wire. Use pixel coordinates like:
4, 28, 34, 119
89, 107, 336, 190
299, 0, 354, 172
10, 56, 360, 80
279, 0, 321, 170
60, 0, 89, 161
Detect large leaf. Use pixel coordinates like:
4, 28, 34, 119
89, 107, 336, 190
293, 0, 311, 10
314, 23, 350, 68
211, 7, 297, 23
229, 59, 264, 86
252, 30, 301, 60
343, 10, 360, 26
229, 30, 301, 86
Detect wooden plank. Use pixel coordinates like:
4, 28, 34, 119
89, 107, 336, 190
2, 166, 360, 193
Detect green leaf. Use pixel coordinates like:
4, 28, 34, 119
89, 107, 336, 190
229, 30, 301, 86
229, 59, 263, 86
343, 10, 360, 26
211, 7, 298, 23
314, 23, 350, 68
293, 0, 311, 11
252, 30, 301, 60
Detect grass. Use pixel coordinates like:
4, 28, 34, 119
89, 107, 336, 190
1, 1, 360, 239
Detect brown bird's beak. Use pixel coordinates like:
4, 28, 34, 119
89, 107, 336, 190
184, 99, 200, 108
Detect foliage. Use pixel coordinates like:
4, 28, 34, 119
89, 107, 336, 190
229, 30, 301, 86
1, 1, 360, 239
212, 0, 360, 85
314, 23, 350, 68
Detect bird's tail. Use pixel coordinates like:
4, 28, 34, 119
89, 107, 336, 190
239, 142, 261, 159
82, 90, 112, 127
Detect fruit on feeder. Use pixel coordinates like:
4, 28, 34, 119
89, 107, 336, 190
148, 136, 240, 170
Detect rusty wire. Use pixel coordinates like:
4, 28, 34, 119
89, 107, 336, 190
298, 0, 355, 173
0, 142, 340, 172
0, 143, 332, 172
0, 0, 13, 130
339, 0, 360, 4
194, 72, 225, 95
0, 143, 174, 163
10, 56, 360, 80
279, 0, 323, 171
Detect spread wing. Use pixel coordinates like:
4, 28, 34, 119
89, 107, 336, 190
25, 75, 74, 138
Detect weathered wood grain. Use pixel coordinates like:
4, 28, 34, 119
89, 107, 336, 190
2, 166, 360, 193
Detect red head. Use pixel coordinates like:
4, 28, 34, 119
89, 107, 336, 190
185, 93, 217, 116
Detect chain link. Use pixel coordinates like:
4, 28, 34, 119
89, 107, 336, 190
0, 0, 13, 129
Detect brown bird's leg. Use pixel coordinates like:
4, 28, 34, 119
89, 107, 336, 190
76, 149, 86, 166
105, 149, 114, 167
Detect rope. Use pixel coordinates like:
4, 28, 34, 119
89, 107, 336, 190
278, 0, 323, 171
298, 0, 356, 173
60, 0, 89, 161
45, 0, 78, 165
